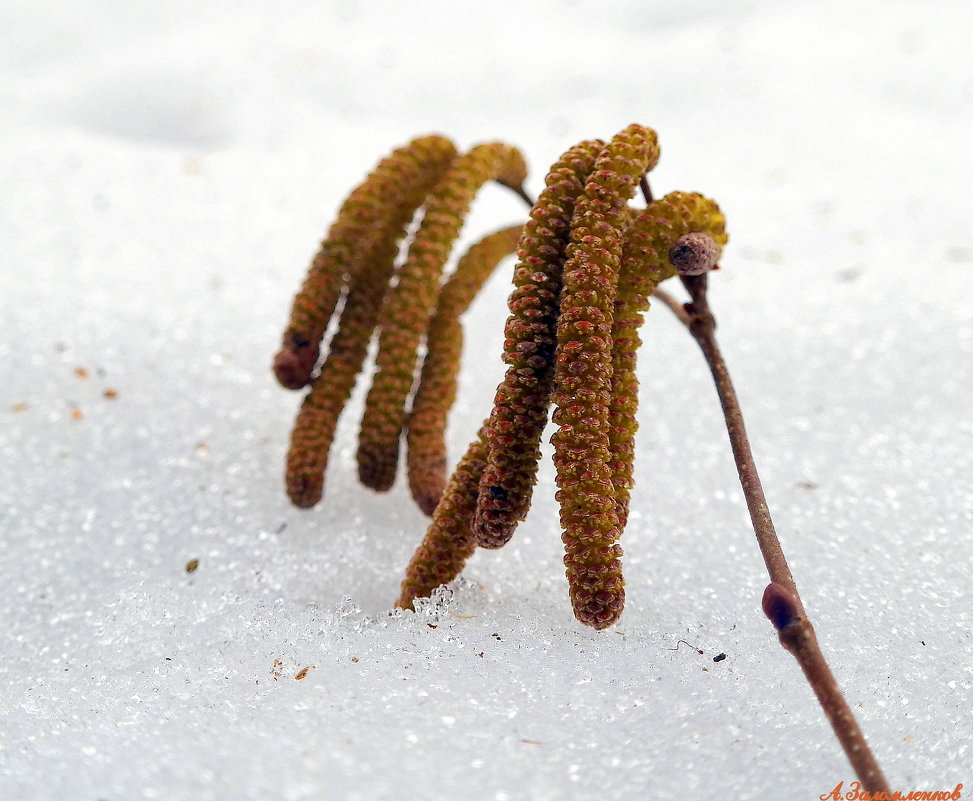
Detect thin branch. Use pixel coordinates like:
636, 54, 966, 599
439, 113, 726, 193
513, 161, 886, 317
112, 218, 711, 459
508, 182, 536, 209
677, 273, 800, 605
655, 274, 890, 794
639, 174, 653, 204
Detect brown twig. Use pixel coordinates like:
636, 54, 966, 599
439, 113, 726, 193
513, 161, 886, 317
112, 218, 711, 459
655, 275, 889, 793
509, 182, 536, 208
763, 584, 888, 792
678, 273, 801, 606
639, 174, 653, 204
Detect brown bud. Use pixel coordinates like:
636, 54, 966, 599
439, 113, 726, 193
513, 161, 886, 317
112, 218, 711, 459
667, 232, 719, 275
762, 582, 799, 631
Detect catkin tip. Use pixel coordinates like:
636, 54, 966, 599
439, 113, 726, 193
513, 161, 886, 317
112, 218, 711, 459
286, 473, 324, 509
472, 515, 515, 550
357, 443, 399, 492
411, 462, 447, 516
572, 587, 626, 630
396, 428, 488, 608
273, 343, 319, 390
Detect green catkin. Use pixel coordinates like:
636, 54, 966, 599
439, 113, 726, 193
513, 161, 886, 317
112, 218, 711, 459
273, 135, 458, 390
472, 139, 606, 549
283, 136, 458, 507
357, 143, 528, 493
396, 423, 491, 610
608, 192, 727, 527
552, 123, 661, 630
406, 225, 524, 516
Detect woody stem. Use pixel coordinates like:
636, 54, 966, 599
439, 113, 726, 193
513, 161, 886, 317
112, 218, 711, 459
639, 175, 653, 204
677, 274, 801, 604
653, 278, 890, 794
508, 183, 536, 209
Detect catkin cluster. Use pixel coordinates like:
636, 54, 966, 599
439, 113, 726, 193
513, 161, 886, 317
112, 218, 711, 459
274, 125, 728, 629
396, 125, 728, 629
472, 139, 606, 548
276, 136, 527, 510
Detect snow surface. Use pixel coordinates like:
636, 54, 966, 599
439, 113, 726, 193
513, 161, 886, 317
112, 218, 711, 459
1, 1, 971, 799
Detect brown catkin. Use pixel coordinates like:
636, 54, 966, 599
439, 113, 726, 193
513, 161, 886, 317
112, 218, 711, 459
283, 137, 458, 507
396, 423, 491, 610
406, 225, 524, 516
274, 135, 457, 390
472, 139, 606, 549
552, 123, 661, 630
608, 192, 727, 526
357, 143, 528, 493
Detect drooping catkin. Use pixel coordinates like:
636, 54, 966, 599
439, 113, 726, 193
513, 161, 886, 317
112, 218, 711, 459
357, 143, 528, 494
406, 225, 524, 516
273, 135, 457, 390
282, 137, 458, 507
285, 238, 401, 508
608, 192, 727, 526
472, 139, 606, 549
396, 423, 491, 610
552, 123, 661, 630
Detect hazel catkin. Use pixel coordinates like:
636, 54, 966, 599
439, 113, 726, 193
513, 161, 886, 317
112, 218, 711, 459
274, 135, 457, 391
357, 143, 528, 494
472, 139, 606, 549
551, 123, 661, 629
607, 191, 727, 526
396, 423, 491, 610
406, 225, 524, 516
282, 135, 458, 507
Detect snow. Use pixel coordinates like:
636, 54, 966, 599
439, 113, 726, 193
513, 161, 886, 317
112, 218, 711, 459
1, 1, 970, 799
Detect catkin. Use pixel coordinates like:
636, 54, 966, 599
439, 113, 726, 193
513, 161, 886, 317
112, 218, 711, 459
357, 143, 528, 493
283, 136, 458, 507
396, 423, 491, 610
406, 225, 524, 516
608, 192, 727, 526
274, 135, 457, 390
472, 139, 606, 549
552, 123, 661, 630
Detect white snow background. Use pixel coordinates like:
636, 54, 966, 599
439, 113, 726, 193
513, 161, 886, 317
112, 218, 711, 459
1, 2, 970, 799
